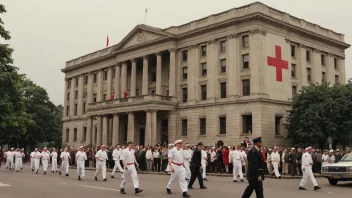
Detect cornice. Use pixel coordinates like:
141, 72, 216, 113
250, 28, 267, 36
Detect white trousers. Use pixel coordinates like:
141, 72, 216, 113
272, 162, 280, 177
299, 167, 318, 187
112, 160, 124, 176
7, 158, 14, 169
167, 164, 188, 193
30, 158, 35, 170
42, 160, 48, 172
15, 159, 22, 171
52, 160, 57, 172
34, 159, 40, 172
77, 160, 85, 177
184, 161, 191, 179
60, 161, 69, 174
95, 161, 107, 179
121, 164, 139, 189
233, 162, 243, 180
201, 160, 207, 178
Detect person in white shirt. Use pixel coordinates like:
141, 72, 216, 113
50, 148, 58, 173
328, 150, 335, 164
166, 140, 190, 198
266, 149, 272, 175
210, 147, 217, 173
59, 147, 70, 176
76, 146, 87, 180
321, 150, 329, 166
145, 146, 153, 171
165, 144, 174, 173
33, 148, 41, 174
111, 144, 124, 178
201, 147, 208, 181
271, 147, 281, 179
299, 147, 321, 191
30, 150, 35, 171
240, 148, 248, 174
95, 145, 108, 181
120, 142, 143, 195
41, 147, 50, 174
6, 148, 15, 170
232, 145, 244, 182
183, 144, 192, 180
14, 149, 24, 172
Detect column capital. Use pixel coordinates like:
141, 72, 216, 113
313, 48, 321, 53
143, 55, 149, 60
284, 38, 290, 44
249, 28, 267, 36
155, 52, 162, 56
227, 34, 237, 40
131, 58, 136, 63
189, 44, 198, 50
207, 39, 216, 45
168, 48, 177, 53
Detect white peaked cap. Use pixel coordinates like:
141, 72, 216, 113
174, 139, 183, 144
168, 144, 174, 147
305, 146, 312, 151
80, 146, 84, 149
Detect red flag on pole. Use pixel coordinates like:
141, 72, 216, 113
106, 34, 109, 47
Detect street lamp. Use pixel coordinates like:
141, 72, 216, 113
327, 136, 332, 150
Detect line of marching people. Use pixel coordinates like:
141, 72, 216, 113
2, 148, 25, 172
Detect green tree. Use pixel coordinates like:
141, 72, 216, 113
286, 83, 352, 148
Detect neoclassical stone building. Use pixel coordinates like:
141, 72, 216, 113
61, 2, 349, 148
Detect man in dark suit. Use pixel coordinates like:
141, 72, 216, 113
242, 137, 264, 198
188, 142, 207, 189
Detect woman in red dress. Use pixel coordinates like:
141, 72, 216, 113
222, 147, 230, 173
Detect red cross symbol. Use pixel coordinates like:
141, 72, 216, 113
267, 45, 288, 82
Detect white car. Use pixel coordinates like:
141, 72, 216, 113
321, 153, 352, 185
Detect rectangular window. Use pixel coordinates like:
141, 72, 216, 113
93, 73, 97, 83
291, 64, 296, 78
220, 82, 227, 98
219, 117, 226, 134
334, 58, 338, 69
103, 94, 107, 101
243, 54, 249, 69
75, 90, 78, 99
307, 68, 311, 82
306, 50, 311, 62
201, 85, 207, 100
83, 127, 87, 142
67, 92, 70, 101
84, 75, 88, 85
83, 102, 86, 113
93, 94, 97, 103
322, 72, 326, 82
112, 69, 116, 79
220, 41, 226, 53
220, 59, 226, 73
242, 35, 249, 48
67, 80, 71, 89
292, 86, 297, 97
74, 104, 78, 115
182, 119, 187, 136
66, 106, 70, 116
321, 54, 325, 66
75, 78, 79, 87
103, 70, 108, 80
291, 45, 296, 57
201, 45, 207, 57
73, 128, 77, 142
201, 63, 207, 76
165, 89, 169, 96
182, 67, 188, 80
182, 88, 188, 103
242, 115, 252, 134
200, 118, 206, 135
182, 50, 188, 61
66, 129, 69, 142
94, 127, 97, 142
151, 90, 156, 94
242, 79, 250, 96
275, 116, 282, 136
335, 75, 339, 84
151, 72, 156, 82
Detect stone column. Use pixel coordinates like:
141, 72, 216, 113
78, 75, 84, 114
227, 34, 239, 98
131, 59, 137, 97
151, 111, 157, 146
156, 52, 162, 95
96, 116, 102, 145
313, 49, 322, 84
107, 67, 112, 98
168, 111, 177, 142
142, 56, 149, 95
207, 40, 216, 99
114, 65, 121, 99
169, 49, 176, 97
127, 112, 135, 142
97, 70, 103, 101
145, 110, 152, 146
86, 116, 93, 145
87, 72, 94, 104
70, 79, 75, 115
327, 54, 335, 85
64, 80, 68, 117
102, 116, 108, 145
339, 57, 346, 84
299, 44, 308, 88
121, 62, 127, 98
187, 45, 199, 102
112, 114, 119, 146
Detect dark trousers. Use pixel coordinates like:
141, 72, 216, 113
162, 159, 168, 171
297, 163, 302, 175
153, 158, 161, 172
188, 166, 205, 188
139, 159, 146, 171
290, 162, 296, 176
229, 163, 233, 174
316, 162, 321, 173
242, 180, 264, 198
217, 160, 224, 173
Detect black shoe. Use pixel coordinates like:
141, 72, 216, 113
188, 186, 193, 189
200, 186, 207, 189
314, 186, 321, 191
56, 171, 58, 173
185, 178, 189, 181
241, 179, 244, 182
277, 176, 281, 179
32, 169, 34, 171
111, 175, 115, 178
299, 187, 306, 190
103, 178, 107, 182
120, 189, 126, 194
233, 180, 237, 182
59, 171, 61, 175
183, 192, 190, 197
52, 171, 54, 173
65, 174, 69, 176
78, 176, 81, 180
95, 176, 98, 181
135, 188, 143, 194
16, 170, 18, 172
44, 171, 46, 175
203, 178, 208, 181
36, 171, 38, 174
21, 168, 23, 170
167, 188, 172, 194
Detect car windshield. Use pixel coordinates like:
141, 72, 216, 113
340, 154, 352, 162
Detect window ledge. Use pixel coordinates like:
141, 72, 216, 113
217, 134, 227, 137
199, 135, 207, 137
240, 133, 252, 136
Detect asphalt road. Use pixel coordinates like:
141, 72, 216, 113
0, 165, 351, 198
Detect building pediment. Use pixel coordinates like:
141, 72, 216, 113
111, 25, 176, 53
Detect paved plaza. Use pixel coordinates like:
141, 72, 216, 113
0, 165, 351, 198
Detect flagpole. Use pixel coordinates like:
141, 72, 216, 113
145, 9, 147, 25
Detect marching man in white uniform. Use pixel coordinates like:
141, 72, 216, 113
33, 148, 41, 174
299, 147, 321, 191
166, 140, 190, 198
30, 150, 35, 171
95, 145, 108, 181
41, 147, 50, 174
14, 149, 24, 172
50, 148, 58, 173
232, 145, 244, 182
120, 142, 143, 195
201, 147, 208, 181
271, 147, 281, 179
111, 144, 124, 178
6, 148, 15, 170
59, 147, 70, 176
183, 144, 192, 180
76, 146, 87, 180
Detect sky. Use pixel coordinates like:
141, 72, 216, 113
1, 0, 351, 105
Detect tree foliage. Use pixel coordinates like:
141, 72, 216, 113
286, 83, 352, 148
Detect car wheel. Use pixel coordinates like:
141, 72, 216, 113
328, 179, 338, 185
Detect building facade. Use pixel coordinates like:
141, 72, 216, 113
61, 2, 349, 148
